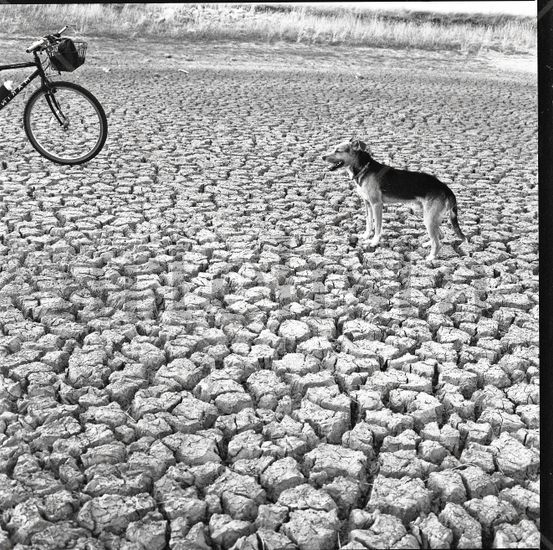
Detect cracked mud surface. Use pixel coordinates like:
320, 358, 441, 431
0, 39, 538, 549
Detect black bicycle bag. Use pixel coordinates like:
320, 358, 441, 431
49, 38, 86, 72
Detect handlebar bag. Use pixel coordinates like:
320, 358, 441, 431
50, 38, 85, 72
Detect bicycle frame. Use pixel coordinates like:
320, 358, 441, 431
0, 53, 50, 112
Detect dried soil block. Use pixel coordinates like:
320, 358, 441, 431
323, 476, 362, 517
278, 319, 312, 351
255, 504, 289, 531
255, 529, 296, 550
366, 476, 432, 524
296, 336, 334, 360
464, 495, 518, 541
170, 433, 222, 465
407, 392, 445, 429
273, 353, 322, 377
246, 369, 289, 410
364, 409, 415, 440
459, 443, 496, 474
438, 366, 479, 398
67, 346, 111, 388
427, 470, 467, 505
121, 339, 166, 369
439, 502, 482, 549
4, 500, 53, 545
492, 519, 540, 548
227, 430, 265, 462
378, 449, 432, 479
153, 357, 209, 391
293, 399, 350, 443
209, 513, 254, 549
215, 405, 263, 433
205, 469, 267, 521
30, 416, 82, 451
262, 415, 319, 459
411, 512, 453, 549
155, 483, 207, 523
303, 443, 367, 485
260, 456, 305, 498
349, 511, 420, 549
499, 486, 539, 520
342, 422, 377, 459
418, 439, 449, 464
280, 508, 340, 550
489, 433, 539, 482
77, 493, 156, 535
125, 510, 167, 550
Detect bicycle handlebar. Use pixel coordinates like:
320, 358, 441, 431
26, 26, 70, 53
26, 39, 47, 54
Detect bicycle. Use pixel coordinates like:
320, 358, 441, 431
0, 25, 108, 165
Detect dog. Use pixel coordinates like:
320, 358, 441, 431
322, 138, 466, 260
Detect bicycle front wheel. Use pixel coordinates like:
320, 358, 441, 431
23, 81, 108, 165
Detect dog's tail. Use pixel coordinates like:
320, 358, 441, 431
447, 192, 467, 242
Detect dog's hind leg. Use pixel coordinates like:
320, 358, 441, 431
422, 199, 443, 260
361, 200, 373, 239
422, 227, 443, 247
369, 202, 383, 247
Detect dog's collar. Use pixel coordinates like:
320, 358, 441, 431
352, 161, 390, 184
352, 161, 374, 184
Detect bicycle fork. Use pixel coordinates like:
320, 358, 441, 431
43, 84, 69, 129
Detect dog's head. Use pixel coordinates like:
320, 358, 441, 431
321, 138, 369, 172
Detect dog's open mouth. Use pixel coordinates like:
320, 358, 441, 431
327, 160, 344, 171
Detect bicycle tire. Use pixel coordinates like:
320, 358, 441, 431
23, 80, 107, 165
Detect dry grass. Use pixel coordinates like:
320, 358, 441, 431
0, 3, 536, 53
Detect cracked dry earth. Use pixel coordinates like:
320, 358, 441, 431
0, 39, 538, 549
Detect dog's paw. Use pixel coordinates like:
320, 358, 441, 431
359, 231, 373, 240
369, 238, 380, 248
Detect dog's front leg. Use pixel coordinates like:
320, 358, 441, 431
369, 202, 383, 247
361, 200, 373, 239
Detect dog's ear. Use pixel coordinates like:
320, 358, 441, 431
351, 139, 367, 151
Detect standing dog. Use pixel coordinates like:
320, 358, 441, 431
322, 139, 466, 259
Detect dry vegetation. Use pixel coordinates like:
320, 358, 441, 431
0, 3, 536, 53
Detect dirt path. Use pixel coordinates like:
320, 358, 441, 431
0, 39, 538, 549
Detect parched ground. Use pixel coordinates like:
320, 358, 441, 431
0, 39, 538, 549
